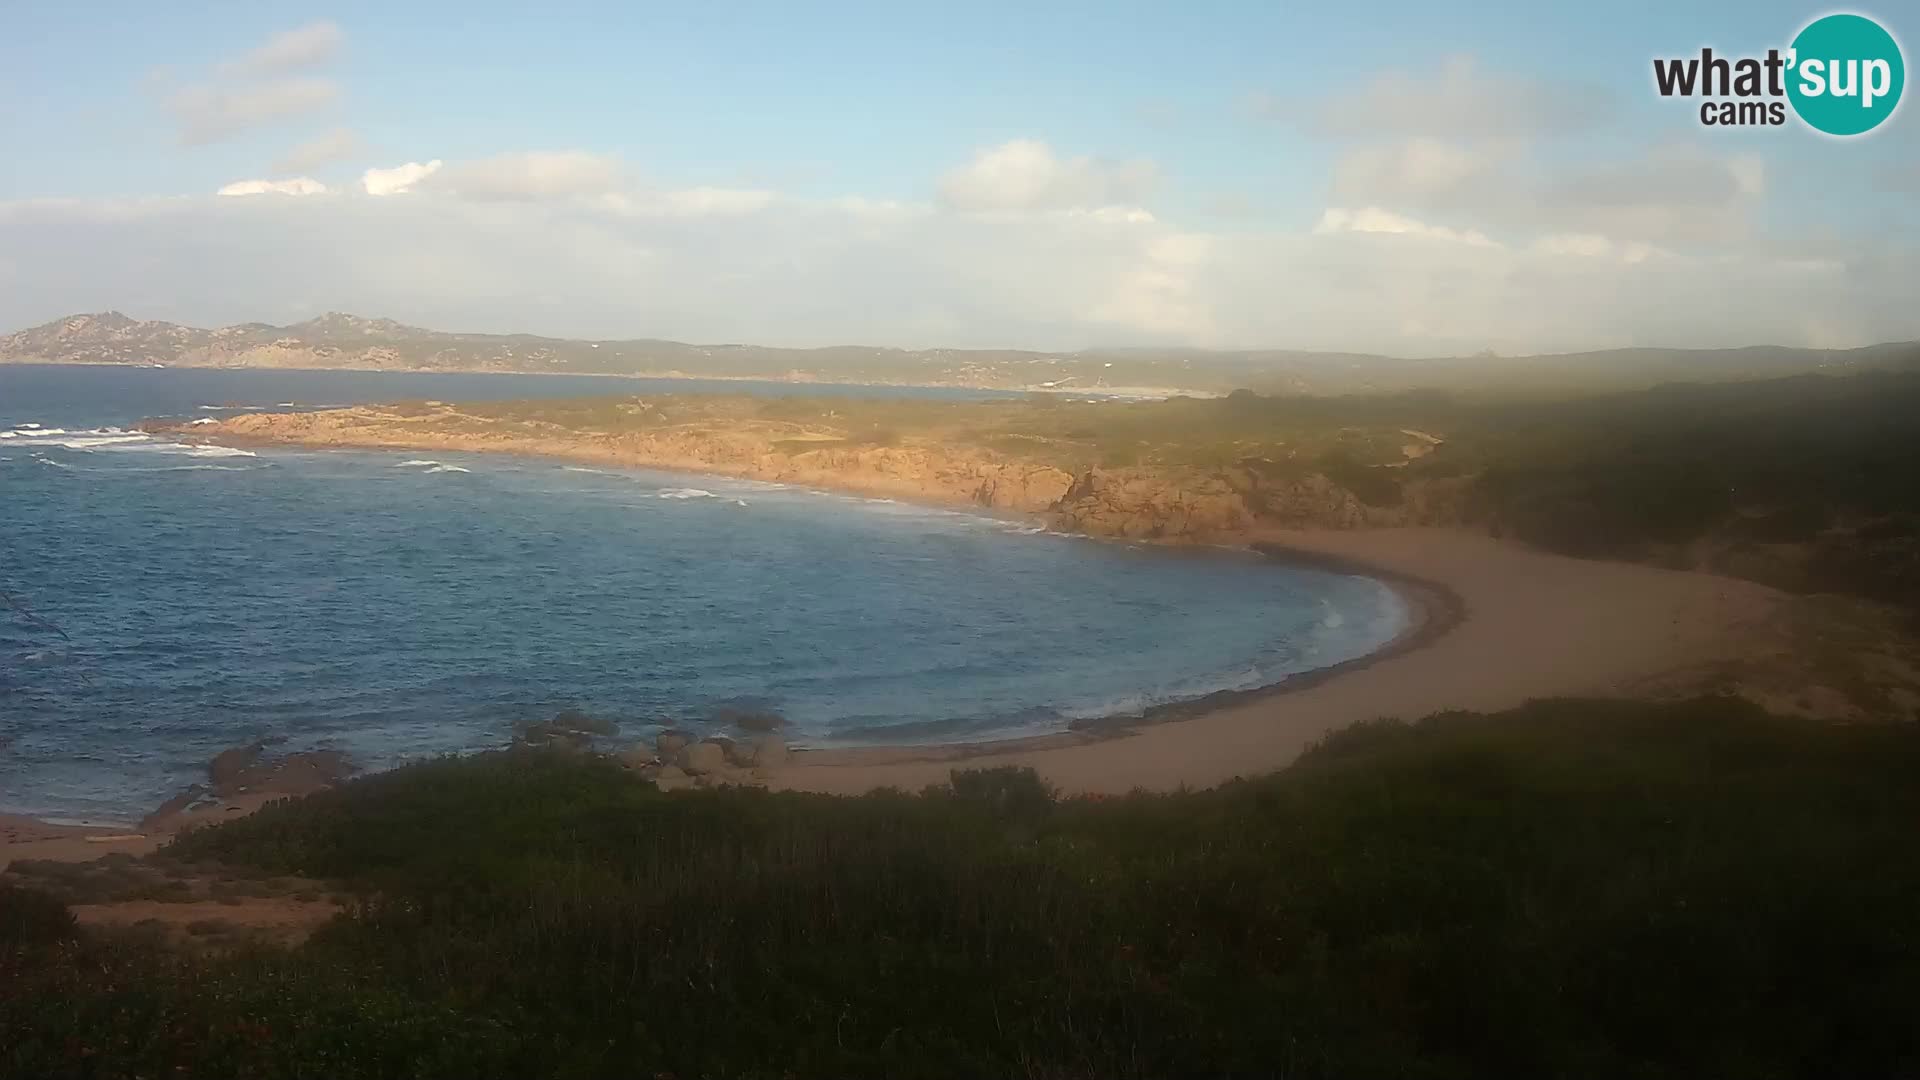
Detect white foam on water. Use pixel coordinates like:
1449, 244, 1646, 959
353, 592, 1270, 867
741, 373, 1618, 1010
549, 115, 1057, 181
189, 418, 219, 426
134, 463, 266, 472
394, 459, 440, 468
655, 488, 716, 499
61, 434, 150, 448
424, 464, 470, 474
561, 466, 608, 474
1318, 599, 1345, 629
14, 422, 43, 430
3, 426, 258, 457
1057, 664, 1272, 721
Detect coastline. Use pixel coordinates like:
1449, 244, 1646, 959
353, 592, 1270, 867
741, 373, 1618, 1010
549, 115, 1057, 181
144, 405, 1089, 522
2, 532, 1461, 861
763, 545, 1461, 772
1, 358, 1209, 401
765, 527, 1782, 795
4, 420, 1787, 852
3, 526, 1779, 849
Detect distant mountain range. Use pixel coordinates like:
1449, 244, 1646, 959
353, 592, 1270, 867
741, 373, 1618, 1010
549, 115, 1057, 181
5, 311, 1916, 397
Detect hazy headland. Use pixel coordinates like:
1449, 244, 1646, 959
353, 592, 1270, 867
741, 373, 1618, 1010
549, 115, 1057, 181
9, 309, 1919, 397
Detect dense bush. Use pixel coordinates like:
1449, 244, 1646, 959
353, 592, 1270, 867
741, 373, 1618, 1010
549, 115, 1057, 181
0, 882, 77, 947
5, 697, 1919, 1078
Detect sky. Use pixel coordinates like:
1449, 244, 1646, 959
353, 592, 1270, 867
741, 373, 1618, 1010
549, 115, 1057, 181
2, 1, 1917, 355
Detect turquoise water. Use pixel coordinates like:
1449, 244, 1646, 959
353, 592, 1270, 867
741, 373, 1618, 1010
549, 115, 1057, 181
0, 366, 1406, 823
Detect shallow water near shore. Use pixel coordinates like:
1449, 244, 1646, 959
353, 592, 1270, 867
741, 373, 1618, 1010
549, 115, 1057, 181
1, 366, 1406, 823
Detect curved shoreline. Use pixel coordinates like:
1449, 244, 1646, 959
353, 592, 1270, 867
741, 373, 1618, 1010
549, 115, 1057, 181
4, 535, 1451, 850
767, 526, 1784, 795
6, 428, 1785, 842
168, 419, 1453, 752
789, 547, 1461, 770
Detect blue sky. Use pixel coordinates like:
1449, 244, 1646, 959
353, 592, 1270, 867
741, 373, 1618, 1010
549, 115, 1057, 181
1, 2, 1915, 353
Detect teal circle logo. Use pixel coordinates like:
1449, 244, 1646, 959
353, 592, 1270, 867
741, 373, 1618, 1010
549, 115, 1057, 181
1787, 13, 1905, 136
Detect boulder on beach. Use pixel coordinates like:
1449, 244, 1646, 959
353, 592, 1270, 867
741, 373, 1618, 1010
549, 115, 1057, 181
205, 741, 349, 798
656, 730, 692, 758
615, 747, 654, 770
651, 764, 693, 792
747, 735, 788, 769
208, 741, 267, 792
723, 739, 753, 768
677, 741, 727, 775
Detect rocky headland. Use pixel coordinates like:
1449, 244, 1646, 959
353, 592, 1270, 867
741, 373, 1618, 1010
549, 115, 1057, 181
145, 401, 1468, 543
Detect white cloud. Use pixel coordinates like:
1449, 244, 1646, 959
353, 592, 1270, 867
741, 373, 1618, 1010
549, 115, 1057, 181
1540, 146, 1766, 247
1314, 207, 1497, 247
156, 22, 348, 145
167, 77, 340, 145
4, 189, 1911, 356
362, 160, 443, 196
426, 151, 623, 200
1327, 137, 1767, 251
1332, 137, 1506, 209
1303, 55, 1609, 138
216, 177, 329, 197
598, 187, 779, 218
272, 128, 362, 174
1085, 231, 1214, 339
218, 21, 344, 78
938, 139, 1159, 212
1534, 233, 1661, 263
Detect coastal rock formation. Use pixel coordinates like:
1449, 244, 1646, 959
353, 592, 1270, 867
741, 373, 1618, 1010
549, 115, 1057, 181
204, 742, 351, 799
649, 764, 693, 791
677, 742, 727, 775
155, 405, 1474, 543
208, 742, 268, 792
973, 465, 1076, 511
1052, 468, 1251, 540
720, 735, 788, 769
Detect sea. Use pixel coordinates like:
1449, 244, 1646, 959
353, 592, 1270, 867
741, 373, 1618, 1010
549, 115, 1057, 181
0, 364, 1407, 824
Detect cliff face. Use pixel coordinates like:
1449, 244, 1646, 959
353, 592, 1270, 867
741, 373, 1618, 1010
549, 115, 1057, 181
1052, 468, 1252, 539
158, 406, 1467, 541
1048, 465, 1471, 540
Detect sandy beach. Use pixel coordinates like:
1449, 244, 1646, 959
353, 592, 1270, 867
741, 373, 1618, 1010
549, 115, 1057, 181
767, 526, 1784, 795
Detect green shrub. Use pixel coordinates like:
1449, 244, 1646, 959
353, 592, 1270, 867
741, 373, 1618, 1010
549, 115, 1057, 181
944, 765, 1055, 818
7, 699, 1920, 1078
0, 883, 77, 946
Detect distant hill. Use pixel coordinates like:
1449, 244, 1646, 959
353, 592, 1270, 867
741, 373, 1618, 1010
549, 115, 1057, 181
4, 311, 1915, 397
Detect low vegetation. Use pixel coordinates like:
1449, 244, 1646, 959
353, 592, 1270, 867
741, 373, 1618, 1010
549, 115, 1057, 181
6, 696, 1918, 1078
438, 372, 1920, 616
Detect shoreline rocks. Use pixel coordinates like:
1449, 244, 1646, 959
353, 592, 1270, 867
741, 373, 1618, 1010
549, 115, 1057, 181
158, 407, 1469, 547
